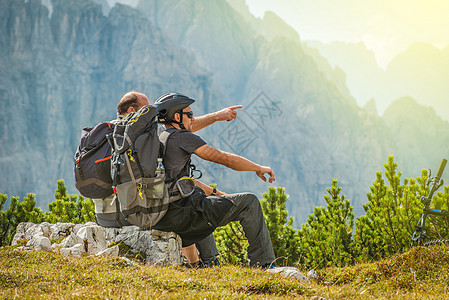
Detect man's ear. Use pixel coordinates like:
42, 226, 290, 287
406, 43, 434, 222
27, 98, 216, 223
173, 112, 181, 122
127, 106, 136, 114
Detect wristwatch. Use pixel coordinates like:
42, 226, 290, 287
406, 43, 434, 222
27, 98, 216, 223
211, 187, 217, 196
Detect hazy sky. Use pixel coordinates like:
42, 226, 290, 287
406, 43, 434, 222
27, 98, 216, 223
245, 0, 449, 67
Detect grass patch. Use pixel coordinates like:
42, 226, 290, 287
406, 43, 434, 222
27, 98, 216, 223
314, 244, 449, 299
0, 246, 313, 299
2, 245, 449, 299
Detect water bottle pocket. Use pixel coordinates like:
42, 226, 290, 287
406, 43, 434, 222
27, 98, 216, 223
176, 177, 196, 198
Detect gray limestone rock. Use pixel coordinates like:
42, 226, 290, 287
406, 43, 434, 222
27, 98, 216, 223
27, 235, 52, 252
11, 222, 35, 245
59, 243, 85, 257
24, 222, 51, 240
12, 222, 52, 245
49, 222, 75, 240
76, 225, 107, 254
147, 231, 182, 266
58, 232, 84, 249
12, 222, 182, 266
111, 226, 182, 266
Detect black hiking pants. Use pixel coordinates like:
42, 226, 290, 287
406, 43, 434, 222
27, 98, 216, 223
199, 192, 276, 267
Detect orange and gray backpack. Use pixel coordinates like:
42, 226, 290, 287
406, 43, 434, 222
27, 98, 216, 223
74, 121, 116, 199
74, 105, 180, 229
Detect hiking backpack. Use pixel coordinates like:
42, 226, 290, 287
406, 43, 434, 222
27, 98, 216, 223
74, 121, 116, 199
110, 105, 179, 229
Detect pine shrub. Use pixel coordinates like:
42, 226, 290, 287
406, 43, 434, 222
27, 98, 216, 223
0, 193, 44, 246
297, 179, 355, 269
354, 156, 428, 261
44, 179, 95, 224
261, 187, 301, 266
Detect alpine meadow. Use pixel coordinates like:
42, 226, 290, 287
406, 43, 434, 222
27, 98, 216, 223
1, 0, 449, 298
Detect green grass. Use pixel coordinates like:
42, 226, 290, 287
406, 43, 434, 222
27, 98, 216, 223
316, 244, 449, 299
0, 247, 313, 299
1, 245, 449, 299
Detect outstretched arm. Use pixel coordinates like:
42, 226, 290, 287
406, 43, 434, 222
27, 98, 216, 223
194, 144, 275, 183
191, 105, 243, 132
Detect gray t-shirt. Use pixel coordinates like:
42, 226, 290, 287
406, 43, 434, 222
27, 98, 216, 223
163, 129, 206, 181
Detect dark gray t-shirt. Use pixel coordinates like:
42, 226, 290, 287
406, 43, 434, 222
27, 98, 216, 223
163, 129, 206, 181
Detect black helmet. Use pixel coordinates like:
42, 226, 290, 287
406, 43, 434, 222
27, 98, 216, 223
155, 93, 195, 123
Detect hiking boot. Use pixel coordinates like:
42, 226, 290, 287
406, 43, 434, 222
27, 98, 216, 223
202, 257, 220, 267
261, 262, 277, 269
188, 257, 220, 269
189, 260, 205, 268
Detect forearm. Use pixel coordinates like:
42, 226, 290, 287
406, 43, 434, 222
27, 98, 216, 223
191, 113, 217, 132
194, 179, 225, 196
194, 144, 275, 183
223, 152, 261, 172
196, 145, 261, 172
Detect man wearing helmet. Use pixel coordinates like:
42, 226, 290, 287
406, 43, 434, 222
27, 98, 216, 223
153, 93, 276, 268
95, 91, 242, 265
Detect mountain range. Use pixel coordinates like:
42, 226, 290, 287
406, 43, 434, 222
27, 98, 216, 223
308, 40, 449, 121
1, 0, 448, 226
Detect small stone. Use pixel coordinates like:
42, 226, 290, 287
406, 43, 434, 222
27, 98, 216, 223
119, 257, 135, 266
266, 266, 310, 284
96, 245, 119, 257
14, 246, 33, 252
307, 269, 318, 280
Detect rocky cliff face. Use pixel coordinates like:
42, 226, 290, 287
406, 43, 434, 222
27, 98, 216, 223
135, 0, 396, 221
1, 0, 446, 225
0, 0, 225, 206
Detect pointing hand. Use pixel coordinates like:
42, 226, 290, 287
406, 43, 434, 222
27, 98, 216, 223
215, 105, 243, 122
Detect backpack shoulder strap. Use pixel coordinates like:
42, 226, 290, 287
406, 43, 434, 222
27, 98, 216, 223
159, 127, 183, 157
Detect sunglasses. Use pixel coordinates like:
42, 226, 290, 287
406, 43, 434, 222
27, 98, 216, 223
182, 111, 194, 119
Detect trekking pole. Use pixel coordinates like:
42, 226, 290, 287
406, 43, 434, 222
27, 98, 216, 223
422, 159, 446, 205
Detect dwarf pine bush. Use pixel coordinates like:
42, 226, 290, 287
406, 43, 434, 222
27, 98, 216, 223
297, 179, 355, 269
354, 156, 425, 261
44, 179, 95, 224
0, 193, 44, 246
261, 187, 301, 266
